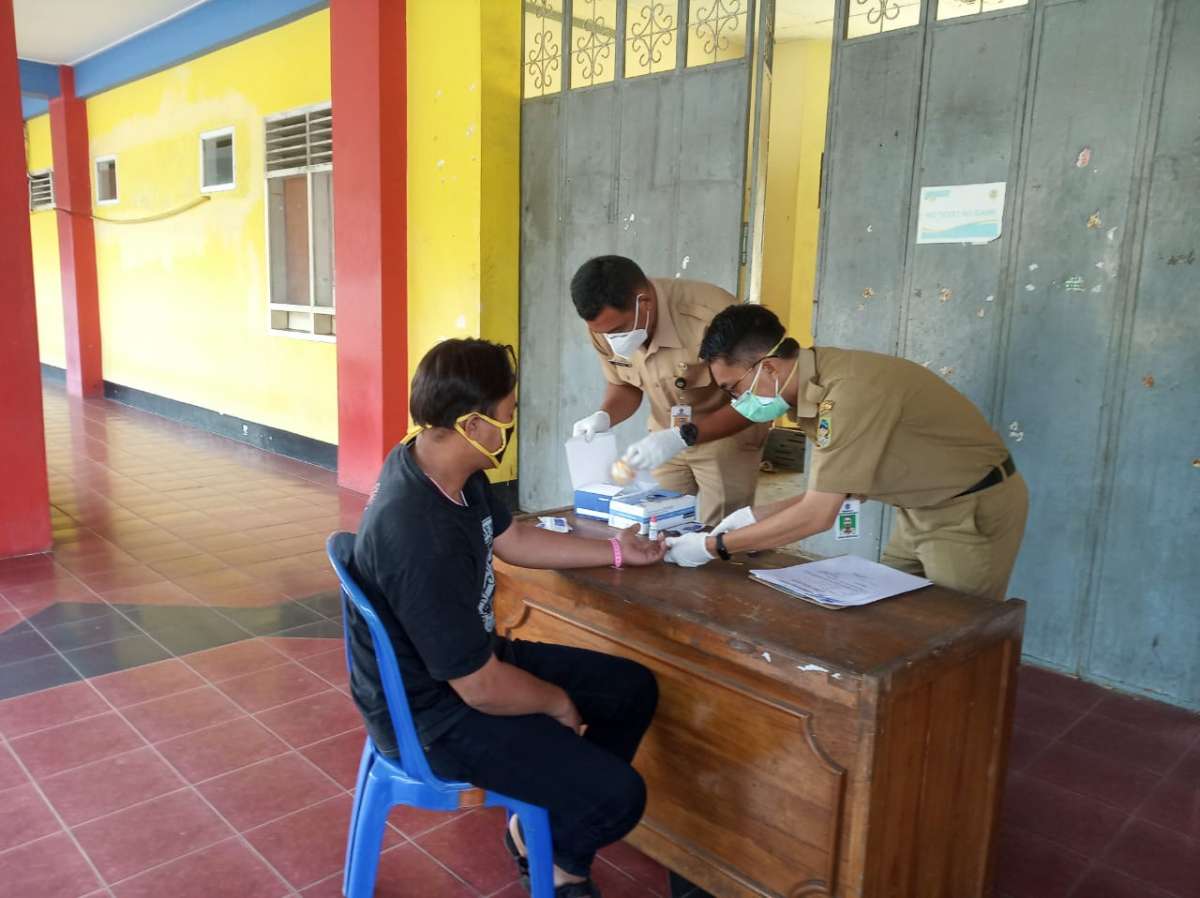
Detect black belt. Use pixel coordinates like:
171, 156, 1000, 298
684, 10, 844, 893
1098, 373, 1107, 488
955, 456, 1016, 498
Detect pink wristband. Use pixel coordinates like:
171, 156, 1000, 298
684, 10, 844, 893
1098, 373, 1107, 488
609, 537, 623, 569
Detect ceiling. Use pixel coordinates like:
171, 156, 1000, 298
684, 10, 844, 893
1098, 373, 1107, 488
775, 0, 837, 42
14, 0, 208, 65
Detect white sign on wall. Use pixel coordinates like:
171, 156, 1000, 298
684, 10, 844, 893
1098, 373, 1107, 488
916, 182, 1007, 245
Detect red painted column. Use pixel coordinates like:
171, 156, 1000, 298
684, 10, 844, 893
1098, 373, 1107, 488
50, 66, 103, 398
0, 0, 52, 556
330, 0, 410, 494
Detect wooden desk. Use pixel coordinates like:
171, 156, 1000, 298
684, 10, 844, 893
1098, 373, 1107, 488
494, 516, 1024, 898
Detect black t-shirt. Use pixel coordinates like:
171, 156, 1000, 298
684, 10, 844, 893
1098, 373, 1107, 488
347, 441, 512, 751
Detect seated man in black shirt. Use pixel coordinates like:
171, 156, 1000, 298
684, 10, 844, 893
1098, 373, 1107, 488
350, 338, 664, 898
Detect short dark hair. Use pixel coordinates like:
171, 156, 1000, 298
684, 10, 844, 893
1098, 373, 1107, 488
570, 256, 650, 320
699, 304, 800, 366
410, 339, 517, 429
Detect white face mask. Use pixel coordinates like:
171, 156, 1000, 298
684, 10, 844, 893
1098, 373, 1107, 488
604, 298, 649, 360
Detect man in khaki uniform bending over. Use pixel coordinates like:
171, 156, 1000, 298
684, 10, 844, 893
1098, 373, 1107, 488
570, 256, 768, 526
663, 304, 1028, 601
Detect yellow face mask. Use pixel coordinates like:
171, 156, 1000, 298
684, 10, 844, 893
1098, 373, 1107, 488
455, 410, 516, 469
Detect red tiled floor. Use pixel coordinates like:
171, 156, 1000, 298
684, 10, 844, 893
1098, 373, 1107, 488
1002, 772, 1127, 856
147, 553, 229, 579
99, 581, 203, 606
599, 839, 670, 895
1137, 761, 1200, 839
261, 635, 341, 660
255, 688, 362, 749
593, 858, 664, 898
0, 681, 108, 739
40, 747, 184, 826
245, 793, 402, 889
297, 647, 351, 691
111, 837, 290, 898
0, 782, 61, 851
216, 661, 330, 713
0, 741, 29, 790
121, 685, 244, 743
75, 565, 166, 594
197, 752, 342, 830
72, 788, 234, 884
1025, 740, 1162, 811
12, 711, 143, 779
993, 827, 1088, 898
1061, 712, 1196, 774
0, 832, 102, 898
90, 658, 206, 708
156, 715, 290, 783
1104, 818, 1200, 898
416, 807, 518, 895
300, 728, 367, 790
1068, 866, 1179, 898
182, 638, 289, 682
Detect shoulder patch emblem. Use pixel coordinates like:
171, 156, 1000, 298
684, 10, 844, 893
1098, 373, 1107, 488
817, 415, 832, 448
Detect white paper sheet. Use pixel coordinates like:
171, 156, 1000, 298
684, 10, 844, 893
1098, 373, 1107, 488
749, 554, 931, 609
565, 433, 619, 490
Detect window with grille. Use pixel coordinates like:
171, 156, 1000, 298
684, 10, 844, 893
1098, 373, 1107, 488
265, 104, 334, 341
28, 170, 54, 211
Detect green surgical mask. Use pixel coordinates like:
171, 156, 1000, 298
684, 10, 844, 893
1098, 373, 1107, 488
730, 342, 798, 423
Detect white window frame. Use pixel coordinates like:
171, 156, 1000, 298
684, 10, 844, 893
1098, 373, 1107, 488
94, 155, 118, 205
199, 126, 236, 194
264, 102, 335, 343
28, 169, 55, 211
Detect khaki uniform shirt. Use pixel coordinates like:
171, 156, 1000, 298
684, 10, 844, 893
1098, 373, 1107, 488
790, 347, 1009, 509
588, 278, 733, 432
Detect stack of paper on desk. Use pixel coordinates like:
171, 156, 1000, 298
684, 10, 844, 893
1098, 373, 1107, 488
749, 554, 932, 609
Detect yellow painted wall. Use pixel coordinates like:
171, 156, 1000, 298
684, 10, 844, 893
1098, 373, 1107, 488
26, 114, 65, 368
759, 39, 831, 348
85, 10, 337, 444
407, 0, 521, 482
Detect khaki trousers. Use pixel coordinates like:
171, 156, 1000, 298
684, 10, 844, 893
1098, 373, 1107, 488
652, 426, 768, 526
881, 472, 1029, 601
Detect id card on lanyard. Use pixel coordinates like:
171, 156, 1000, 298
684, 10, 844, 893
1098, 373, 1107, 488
835, 498, 861, 540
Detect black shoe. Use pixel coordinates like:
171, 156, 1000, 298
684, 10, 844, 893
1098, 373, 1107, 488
503, 826, 530, 889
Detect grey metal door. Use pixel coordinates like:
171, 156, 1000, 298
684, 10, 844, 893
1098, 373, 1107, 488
812, 0, 1199, 710
519, 0, 760, 512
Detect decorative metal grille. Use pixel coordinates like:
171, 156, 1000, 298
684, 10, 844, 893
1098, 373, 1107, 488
845, 0, 921, 39
625, 1, 678, 78
524, 0, 564, 97
687, 0, 748, 68
936, 0, 1028, 21
572, 0, 617, 87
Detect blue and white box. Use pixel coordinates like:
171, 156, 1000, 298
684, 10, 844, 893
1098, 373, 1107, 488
608, 489, 698, 536
573, 482, 627, 521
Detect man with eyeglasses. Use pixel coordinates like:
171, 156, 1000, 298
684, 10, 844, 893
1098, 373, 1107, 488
663, 304, 1029, 602
570, 255, 768, 525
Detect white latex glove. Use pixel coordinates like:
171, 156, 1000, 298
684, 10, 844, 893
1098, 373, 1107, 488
624, 428, 687, 471
664, 531, 714, 567
572, 410, 611, 442
711, 506, 756, 536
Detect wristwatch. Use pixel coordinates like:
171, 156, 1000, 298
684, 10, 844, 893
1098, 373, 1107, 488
714, 532, 732, 561
679, 422, 699, 446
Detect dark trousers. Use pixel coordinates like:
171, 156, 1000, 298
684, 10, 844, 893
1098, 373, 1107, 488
423, 639, 658, 877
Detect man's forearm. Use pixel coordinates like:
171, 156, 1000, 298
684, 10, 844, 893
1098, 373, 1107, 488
495, 522, 613, 570
693, 403, 754, 444
600, 382, 643, 426
752, 493, 804, 520
718, 492, 843, 555
454, 658, 570, 719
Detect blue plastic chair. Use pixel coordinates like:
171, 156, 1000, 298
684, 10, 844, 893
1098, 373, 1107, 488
327, 532, 556, 898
